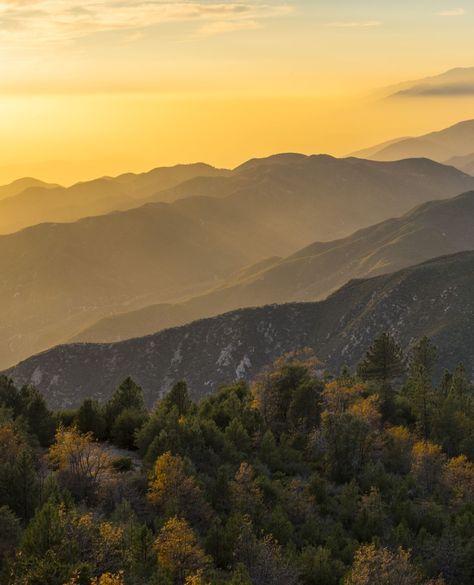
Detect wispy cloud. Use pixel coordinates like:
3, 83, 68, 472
435, 8, 465, 16
326, 20, 382, 29
0, 1, 292, 47
197, 19, 263, 37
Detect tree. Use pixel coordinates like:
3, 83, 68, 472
411, 441, 446, 495
154, 516, 209, 584
49, 426, 111, 501
230, 462, 264, 521
409, 337, 438, 378
442, 454, 474, 506
164, 380, 192, 417
105, 378, 145, 431
344, 544, 444, 585
20, 385, 56, 446
76, 399, 106, 440
110, 408, 147, 449
406, 365, 436, 440
235, 519, 300, 585
357, 333, 405, 385
148, 452, 211, 525
20, 499, 65, 558
406, 337, 439, 439
0, 505, 21, 564
252, 349, 321, 436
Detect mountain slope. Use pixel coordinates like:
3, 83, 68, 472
388, 67, 474, 98
353, 119, 474, 163
0, 163, 227, 234
73, 190, 474, 344
0, 177, 58, 201
6, 251, 474, 408
0, 154, 473, 370
445, 153, 474, 175
148, 154, 474, 248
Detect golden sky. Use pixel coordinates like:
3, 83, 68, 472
1, 0, 474, 184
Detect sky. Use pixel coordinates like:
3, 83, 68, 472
1, 0, 474, 183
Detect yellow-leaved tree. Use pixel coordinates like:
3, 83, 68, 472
49, 425, 111, 500
155, 516, 209, 585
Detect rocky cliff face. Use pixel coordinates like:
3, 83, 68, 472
5, 251, 474, 408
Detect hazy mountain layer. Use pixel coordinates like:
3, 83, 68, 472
446, 153, 474, 175
0, 163, 227, 234
0, 154, 473, 370
6, 251, 474, 408
0, 177, 58, 201
388, 67, 474, 98
73, 190, 474, 344
353, 119, 474, 163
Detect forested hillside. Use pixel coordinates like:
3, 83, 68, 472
1, 335, 473, 585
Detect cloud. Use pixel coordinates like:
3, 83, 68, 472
197, 19, 263, 37
435, 8, 465, 16
0, 1, 293, 47
325, 20, 382, 29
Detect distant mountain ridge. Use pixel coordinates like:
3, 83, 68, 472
0, 163, 228, 234
73, 189, 474, 344
387, 67, 474, 98
353, 119, 474, 166
0, 177, 58, 201
0, 154, 473, 370
6, 251, 474, 408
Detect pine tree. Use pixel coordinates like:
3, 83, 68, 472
164, 380, 192, 417
357, 333, 405, 383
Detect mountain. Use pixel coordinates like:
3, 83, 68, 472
445, 153, 474, 175
352, 119, 474, 163
0, 177, 58, 201
6, 251, 474, 409
388, 67, 474, 98
0, 154, 472, 370
147, 154, 474, 247
73, 190, 474, 344
0, 163, 227, 234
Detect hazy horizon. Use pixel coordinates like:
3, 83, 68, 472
2, 0, 474, 184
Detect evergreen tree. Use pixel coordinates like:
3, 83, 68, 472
357, 333, 405, 383
76, 399, 106, 440
164, 380, 192, 417
105, 377, 145, 431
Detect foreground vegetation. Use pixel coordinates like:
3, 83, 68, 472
0, 334, 473, 585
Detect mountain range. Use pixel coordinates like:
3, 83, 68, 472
6, 250, 473, 408
71, 189, 474, 344
353, 119, 474, 167
0, 163, 227, 234
0, 154, 472, 370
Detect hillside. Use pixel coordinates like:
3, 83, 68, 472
148, 154, 474, 245
0, 155, 471, 369
446, 152, 474, 175
6, 251, 474, 408
353, 119, 474, 163
0, 163, 227, 234
0, 177, 57, 201
73, 190, 474, 343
